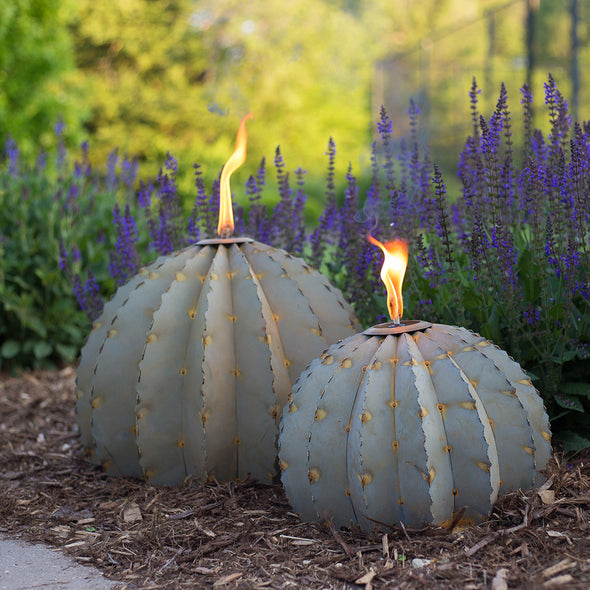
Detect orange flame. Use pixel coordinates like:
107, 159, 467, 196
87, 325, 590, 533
217, 113, 254, 238
368, 235, 408, 324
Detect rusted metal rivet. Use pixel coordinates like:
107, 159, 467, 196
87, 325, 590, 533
360, 410, 373, 424
308, 467, 321, 484
314, 408, 328, 421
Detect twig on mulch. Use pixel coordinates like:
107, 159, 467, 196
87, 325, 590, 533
1, 367, 589, 589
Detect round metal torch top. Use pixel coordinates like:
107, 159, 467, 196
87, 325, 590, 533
363, 319, 433, 336
196, 237, 255, 246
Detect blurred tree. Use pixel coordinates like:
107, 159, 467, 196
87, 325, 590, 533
67, 0, 378, 204
69, 0, 213, 170
0, 0, 82, 155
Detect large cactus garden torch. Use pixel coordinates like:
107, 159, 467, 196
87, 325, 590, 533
75, 115, 360, 486
279, 234, 552, 532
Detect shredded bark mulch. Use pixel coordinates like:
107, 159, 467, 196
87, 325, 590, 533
0, 367, 589, 589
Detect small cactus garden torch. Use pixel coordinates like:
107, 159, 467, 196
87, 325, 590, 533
76, 115, 360, 486
279, 234, 552, 532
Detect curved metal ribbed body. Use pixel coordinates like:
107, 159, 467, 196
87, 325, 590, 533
278, 323, 552, 531
75, 239, 360, 486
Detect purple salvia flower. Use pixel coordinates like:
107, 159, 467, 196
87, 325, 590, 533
151, 153, 185, 253
545, 74, 572, 155
35, 149, 48, 173
469, 210, 489, 283
520, 83, 534, 164
54, 117, 66, 137
71, 245, 82, 265
269, 146, 295, 249
121, 155, 139, 189
187, 216, 199, 242
310, 138, 339, 266
256, 156, 266, 191
432, 164, 454, 273
84, 271, 104, 320
73, 161, 84, 179
377, 105, 393, 136
245, 173, 269, 242
531, 129, 548, 165
378, 107, 398, 218
292, 167, 307, 254
469, 77, 481, 137
4, 134, 20, 174
81, 141, 90, 161
545, 215, 561, 275
325, 137, 337, 205
71, 270, 103, 321
491, 220, 518, 289
338, 164, 360, 253
137, 180, 153, 208
165, 152, 178, 175
106, 148, 119, 191
190, 163, 211, 237
109, 203, 140, 284
58, 239, 72, 279
66, 184, 79, 212
72, 274, 88, 316
310, 196, 338, 269
523, 306, 541, 327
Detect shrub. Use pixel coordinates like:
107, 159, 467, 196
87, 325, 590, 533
0, 125, 142, 369
3, 75, 587, 448
316, 77, 590, 450
79, 75, 588, 447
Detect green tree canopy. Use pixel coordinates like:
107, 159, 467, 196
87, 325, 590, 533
66, 0, 383, 199
0, 0, 81, 155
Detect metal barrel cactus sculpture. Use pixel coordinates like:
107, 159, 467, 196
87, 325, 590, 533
279, 237, 551, 532
75, 116, 360, 486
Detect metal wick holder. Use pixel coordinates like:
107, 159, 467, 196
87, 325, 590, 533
363, 319, 432, 335
196, 236, 255, 246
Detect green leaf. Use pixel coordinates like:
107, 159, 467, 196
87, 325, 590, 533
561, 382, 590, 397
524, 369, 540, 382
55, 343, 78, 362
33, 341, 53, 360
480, 305, 501, 345
556, 431, 590, 453
553, 391, 585, 413
554, 349, 580, 364
1, 340, 21, 359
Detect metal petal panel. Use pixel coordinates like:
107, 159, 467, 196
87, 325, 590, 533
279, 323, 552, 532
135, 246, 213, 485
89, 248, 197, 476
76, 241, 359, 485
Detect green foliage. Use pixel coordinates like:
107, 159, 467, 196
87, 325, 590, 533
0, 0, 85, 157
0, 135, 140, 370
313, 84, 590, 449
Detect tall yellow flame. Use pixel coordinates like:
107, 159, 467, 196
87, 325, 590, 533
217, 113, 254, 238
368, 235, 408, 324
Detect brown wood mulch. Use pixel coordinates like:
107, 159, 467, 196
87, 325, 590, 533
0, 367, 589, 590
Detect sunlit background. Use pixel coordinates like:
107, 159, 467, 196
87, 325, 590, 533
1, 0, 587, 214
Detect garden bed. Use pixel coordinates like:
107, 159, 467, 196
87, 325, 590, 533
1, 367, 589, 589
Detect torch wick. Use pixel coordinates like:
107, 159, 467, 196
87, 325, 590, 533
218, 225, 234, 239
